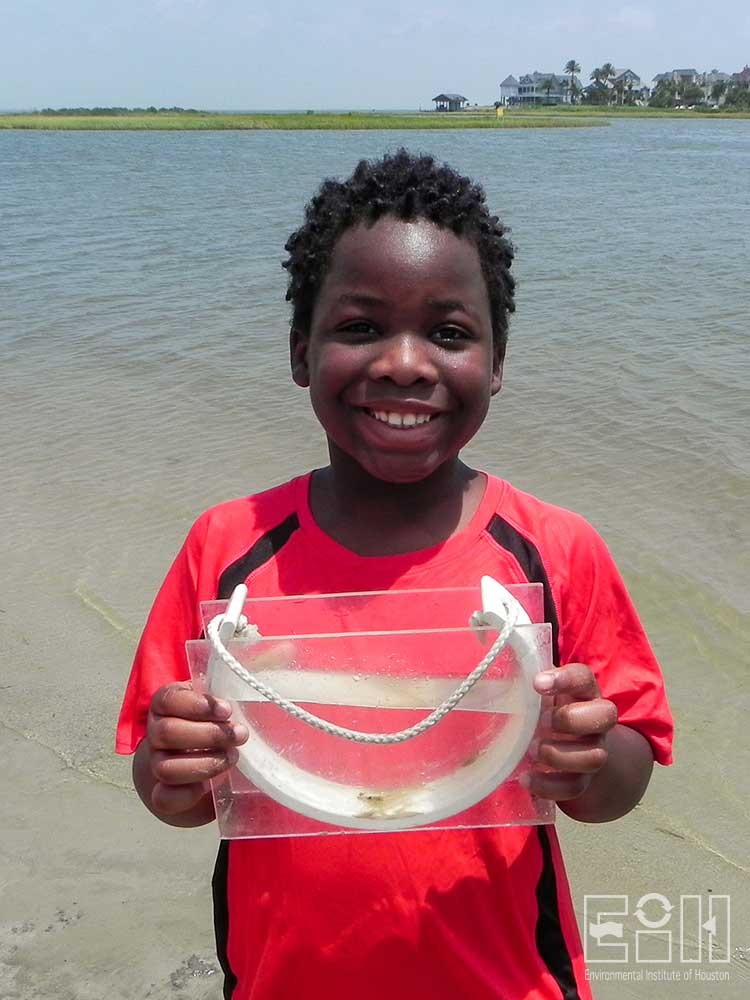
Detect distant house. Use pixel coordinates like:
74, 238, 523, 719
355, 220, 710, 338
654, 68, 699, 88
516, 72, 571, 105
732, 65, 750, 85
432, 93, 468, 112
700, 69, 732, 104
699, 70, 730, 88
609, 68, 649, 103
701, 69, 731, 86
651, 69, 704, 94
673, 68, 699, 86
612, 68, 641, 88
498, 75, 519, 106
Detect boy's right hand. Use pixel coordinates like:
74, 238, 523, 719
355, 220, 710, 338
142, 682, 249, 819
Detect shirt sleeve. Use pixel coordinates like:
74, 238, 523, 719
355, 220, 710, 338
556, 520, 674, 766
115, 514, 209, 755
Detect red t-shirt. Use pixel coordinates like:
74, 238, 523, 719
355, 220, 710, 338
117, 473, 673, 1000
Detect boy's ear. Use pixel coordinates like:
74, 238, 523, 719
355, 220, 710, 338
290, 327, 310, 387
490, 344, 505, 396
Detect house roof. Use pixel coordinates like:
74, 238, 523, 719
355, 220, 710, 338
673, 68, 698, 75
432, 93, 467, 102
500, 75, 518, 87
518, 72, 566, 87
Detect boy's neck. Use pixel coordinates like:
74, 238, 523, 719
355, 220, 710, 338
309, 456, 486, 557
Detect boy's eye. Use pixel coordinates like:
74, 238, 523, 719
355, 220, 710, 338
432, 326, 470, 346
339, 320, 377, 338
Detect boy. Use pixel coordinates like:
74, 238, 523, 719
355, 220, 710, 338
117, 150, 673, 999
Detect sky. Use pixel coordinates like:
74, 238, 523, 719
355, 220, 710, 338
2, 0, 749, 110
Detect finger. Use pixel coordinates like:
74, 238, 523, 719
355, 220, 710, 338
549, 698, 618, 736
148, 714, 248, 751
524, 769, 591, 802
150, 682, 233, 722
535, 737, 608, 773
151, 780, 211, 816
151, 747, 240, 785
534, 664, 600, 700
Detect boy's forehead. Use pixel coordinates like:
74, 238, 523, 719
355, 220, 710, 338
327, 217, 484, 287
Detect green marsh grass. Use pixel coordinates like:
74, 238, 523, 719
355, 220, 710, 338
515, 105, 750, 120
0, 111, 607, 131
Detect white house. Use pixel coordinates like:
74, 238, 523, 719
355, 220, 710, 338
499, 75, 519, 105
516, 72, 571, 105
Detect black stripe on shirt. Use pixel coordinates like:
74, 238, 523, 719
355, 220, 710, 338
212, 840, 236, 1000
212, 513, 300, 999
486, 514, 580, 1000
486, 514, 560, 665
535, 826, 581, 1000
218, 513, 300, 600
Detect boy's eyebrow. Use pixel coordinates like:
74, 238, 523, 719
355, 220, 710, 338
427, 297, 471, 313
338, 294, 473, 314
337, 293, 385, 307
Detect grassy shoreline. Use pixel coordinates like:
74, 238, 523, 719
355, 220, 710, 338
518, 105, 750, 120
0, 110, 606, 131
4, 106, 747, 131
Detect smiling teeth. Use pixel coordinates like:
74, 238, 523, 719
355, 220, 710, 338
370, 410, 433, 428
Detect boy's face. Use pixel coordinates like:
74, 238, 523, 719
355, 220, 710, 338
291, 216, 502, 484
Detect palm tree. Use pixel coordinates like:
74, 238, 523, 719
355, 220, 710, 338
590, 67, 603, 84
564, 60, 581, 103
539, 77, 557, 103
598, 63, 616, 104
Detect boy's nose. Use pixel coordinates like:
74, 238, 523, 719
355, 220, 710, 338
368, 333, 438, 386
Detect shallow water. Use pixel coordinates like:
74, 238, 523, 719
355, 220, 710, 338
2, 121, 748, 629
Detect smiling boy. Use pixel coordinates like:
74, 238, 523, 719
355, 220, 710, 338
117, 150, 673, 999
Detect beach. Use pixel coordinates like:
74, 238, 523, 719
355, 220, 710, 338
2, 120, 749, 997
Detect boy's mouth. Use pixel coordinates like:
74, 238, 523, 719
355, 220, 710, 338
364, 409, 436, 429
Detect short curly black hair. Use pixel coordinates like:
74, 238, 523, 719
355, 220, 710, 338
283, 149, 515, 351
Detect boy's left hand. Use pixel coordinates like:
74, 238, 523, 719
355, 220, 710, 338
527, 664, 618, 802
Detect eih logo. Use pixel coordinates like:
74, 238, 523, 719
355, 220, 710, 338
583, 893, 731, 964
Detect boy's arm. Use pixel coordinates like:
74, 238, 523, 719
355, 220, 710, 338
132, 682, 248, 828
557, 723, 653, 823
528, 664, 655, 823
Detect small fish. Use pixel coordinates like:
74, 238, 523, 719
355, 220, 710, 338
356, 788, 422, 819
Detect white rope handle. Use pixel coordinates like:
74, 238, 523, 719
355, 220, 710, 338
206, 603, 518, 746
